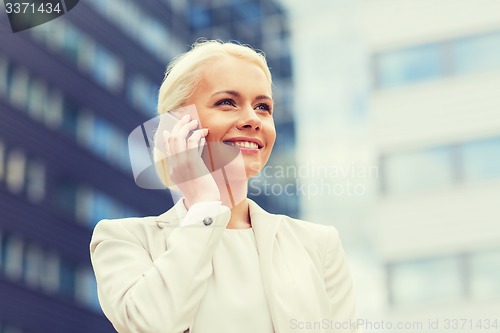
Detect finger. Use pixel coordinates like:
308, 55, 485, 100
170, 114, 191, 135
199, 128, 208, 155
169, 119, 199, 154
163, 130, 171, 156
187, 128, 209, 151
175, 119, 199, 138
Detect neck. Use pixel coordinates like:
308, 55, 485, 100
218, 176, 251, 229
226, 198, 251, 229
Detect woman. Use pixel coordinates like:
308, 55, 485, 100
90, 40, 358, 333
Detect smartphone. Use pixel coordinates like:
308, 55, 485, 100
128, 104, 205, 189
159, 105, 205, 157
128, 104, 239, 190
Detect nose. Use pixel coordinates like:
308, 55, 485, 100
236, 104, 262, 131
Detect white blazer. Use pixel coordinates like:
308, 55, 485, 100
90, 199, 358, 333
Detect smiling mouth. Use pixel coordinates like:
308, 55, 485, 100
223, 141, 262, 149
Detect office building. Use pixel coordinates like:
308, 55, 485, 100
0, 0, 295, 331
367, 0, 500, 324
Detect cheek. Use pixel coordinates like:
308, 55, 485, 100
267, 128, 277, 148
198, 119, 218, 140
204, 127, 224, 143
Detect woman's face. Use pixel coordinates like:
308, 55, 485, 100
185, 56, 276, 178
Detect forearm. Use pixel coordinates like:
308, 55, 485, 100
90, 207, 230, 333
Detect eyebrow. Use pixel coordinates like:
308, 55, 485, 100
211, 90, 272, 101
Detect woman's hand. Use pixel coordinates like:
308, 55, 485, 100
163, 115, 220, 208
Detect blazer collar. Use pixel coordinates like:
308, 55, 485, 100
155, 198, 301, 331
155, 199, 187, 228
247, 198, 281, 254
155, 198, 282, 231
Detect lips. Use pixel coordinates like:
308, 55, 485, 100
223, 137, 263, 149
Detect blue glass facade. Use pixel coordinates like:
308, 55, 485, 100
387, 248, 500, 306
0, 0, 295, 332
380, 135, 500, 195
374, 30, 500, 88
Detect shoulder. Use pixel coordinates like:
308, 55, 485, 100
90, 215, 160, 252
275, 213, 341, 257
92, 214, 158, 235
280, 213, 338, 238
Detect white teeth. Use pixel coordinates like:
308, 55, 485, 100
226, 141, 259, 149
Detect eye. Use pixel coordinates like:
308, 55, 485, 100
255, 103, 272, 114
215, 99, 236, 107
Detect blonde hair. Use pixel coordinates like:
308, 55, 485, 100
158, 39, 272, 114
153, 40, 273, 188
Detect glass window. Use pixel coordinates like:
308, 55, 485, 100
190, 5, 211, 29
44, 89, 63, 129
168, 0, 187, 12
40, 252, 59, 293
127, 75, 158, 116
31, 18, 123, 93
61, 101, 80, 139
26, 159, 46, 203
76, 37, 96, 73
76, 186, 136, 226
452, 32, 500, 75
60, 23, 81, 63
75, 267, 101, 312
0, 140, 5, 181
0, 230, 5, 272
235, 2, 261, 21
6, 149, 26, 195
76, 112, 130, 172
462, 136, 500, 182
3, 235, 23, 280
107, 126, 130, 172
382, 146, 454, 194
27, 78, 48, 121
59, 258, 76, 298
92, 117, 112, 157
470, 248, 500, 299
91, 46, 124, 92
87, 0, 180, 61
143, 19, 172, 60
278, 55, 292, 78
76, 111, 94, 147
45, 20, 65, 53
90, 191, 115, 224
390, 256, 463, 305
9, 67, 29, 109
0, 56, 9, 96
75, 186, 92, 225
23, 243, 43, 288
376, 44, 444, 88
55, 180, 77, 217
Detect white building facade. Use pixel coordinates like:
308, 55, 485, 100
366, 0, 500, 329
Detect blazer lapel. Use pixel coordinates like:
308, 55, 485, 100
249, 200, 293, 332
156, 200, 185, 228
248, 200, 281, 332
155, 199, 328, 332
250, 200, 331, 332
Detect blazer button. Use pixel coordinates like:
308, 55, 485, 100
203, 217, 213, 226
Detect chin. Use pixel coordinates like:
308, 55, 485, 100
244, 163, 263, 178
